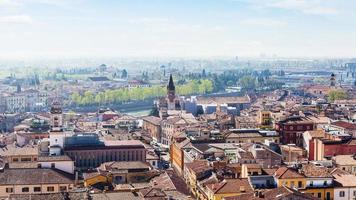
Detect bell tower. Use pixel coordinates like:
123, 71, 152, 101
330, 73, 336, 87
50, 101, 63, 131
167, 74, 176, 110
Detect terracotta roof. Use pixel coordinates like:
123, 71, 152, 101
99, 161, 151, 171
278, 116, 314, 124
0, 168, 74, 185
262, 168, 278, 176
91, 192, 142, 200
0, 144, 38, 156
301, 164, 332, 178
9, 192, 88, 200
224, 186, 318, 200
176, 138, 191, 149
227, 132, 262, 138
333, 173, 356, 187
332, 121, 356, 130
166, 170, 191, 195
150, 172, 176, 191
274, 167, 304, 179
206, 179, 253, 194
142, 116, 162, 126
196, 95, 251, 105
140, 188, 166, 199
306, 130, 325, 138
185, 160, 211, 174
333, 155, 356, 166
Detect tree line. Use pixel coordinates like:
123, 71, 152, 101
69, 79, 213, 106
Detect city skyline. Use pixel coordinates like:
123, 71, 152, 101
1, 0, 356, 59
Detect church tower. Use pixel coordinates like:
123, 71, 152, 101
50, 101, 63, 131
167, 74, 176, 110
330, 73, 336, 87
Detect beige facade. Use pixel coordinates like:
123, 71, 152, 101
142, 116, 162, 143
333, 155, 356, 175
0, 168, 74, 199
0, 144, 38, 168
0, 183, 73, 198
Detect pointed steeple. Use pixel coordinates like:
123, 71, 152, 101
167, 74, 175, 91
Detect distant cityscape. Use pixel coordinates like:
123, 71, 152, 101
0, 59, 354, 200
1, 0, 356, 200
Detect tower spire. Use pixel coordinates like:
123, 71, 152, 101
167, 74, 175, 90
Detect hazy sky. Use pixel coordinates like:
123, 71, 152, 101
1, 0, 356, 58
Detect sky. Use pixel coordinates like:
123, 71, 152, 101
0, 0, 356, 59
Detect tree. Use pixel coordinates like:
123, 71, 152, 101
238, 75, 256, 90
196, 106, 204, 116
202, 69, 206, 78
121, 69, 128, 79
328, 90, 347, 102
149, 106, 159, 117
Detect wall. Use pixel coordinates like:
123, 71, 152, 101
65, 148, 146, 169
334, 187, 356, 200
39, 161, 74, 174
0, 184, 73, 198
170, 143, 184, 175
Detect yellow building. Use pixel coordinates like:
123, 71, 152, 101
258, 110, 272, 128
241, 164, 262, 178
303, 188, 334, 200
225, 129, 279, 144
333, 154, 356, 175
0, 144, 38, 167
83, 172, 111, 187
300, 163, 334, 200
184, 160, 212, 197
0, 168, 74, 198
205, 179, 253, 200
84, 161, 156, 187
274, 166, 306, 189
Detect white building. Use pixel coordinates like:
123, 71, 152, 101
38, 155, 75, 174
333, 173, 356, 200
5, 89, 48, 113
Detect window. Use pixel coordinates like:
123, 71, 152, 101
318, 193, 321, 198
323, 181, 327, 186
34, 187, 41, 192
22, 187, 29, 192
290, 181, 294, 188
37, 164, 42, 168
6, 188, 13, 193
59, 186, 67, 191
47, 186, 55, 192
12, 158, 19, 162
354, 190, 356, 196
310, 181, 313, 187
298, 181, 303, 188
51, 163, 55, 168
